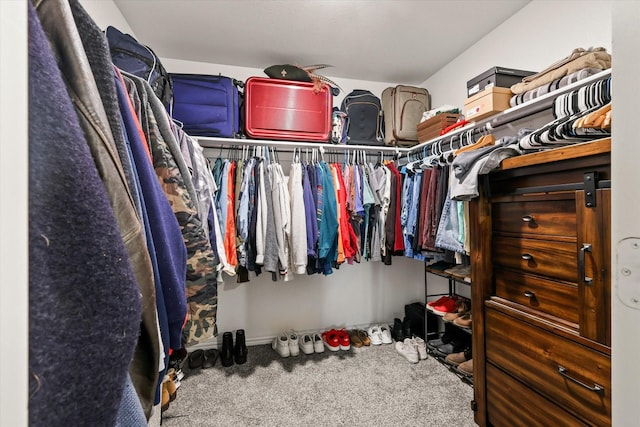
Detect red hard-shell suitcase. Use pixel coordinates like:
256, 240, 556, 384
244, 77, 332, 142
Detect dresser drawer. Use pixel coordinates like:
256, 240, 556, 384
485, 307, 611, 426
495, 268, 579, 325
486, 363, 588, 427
493, 236, 577, 282
493, 199, 576, 237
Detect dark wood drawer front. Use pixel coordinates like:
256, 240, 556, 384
494, 236, 577, 282
486, 363, 588, 427
495, 268, 579, 325
493, 199, 576, 237
485, 308, 611, 426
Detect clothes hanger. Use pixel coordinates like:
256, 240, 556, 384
421, 138, 442, 168
455, 133, 495, 155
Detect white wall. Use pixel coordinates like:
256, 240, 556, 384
423, 0, 613, 109
1, 2, 28, 426
611, 2, 640, 424
206, 257, 426, 348
79, 0, 136, 35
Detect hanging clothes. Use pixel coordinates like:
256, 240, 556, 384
132, 75, 220, 347
302, 163, 319, 274
318, 161, 339, 275
28, 4, 143, 423
34, 0, 160, 416
289, 158, 308, 274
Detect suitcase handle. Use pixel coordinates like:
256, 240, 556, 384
440, 119, 469, 136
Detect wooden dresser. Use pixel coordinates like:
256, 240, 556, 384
470, 139, 611, 426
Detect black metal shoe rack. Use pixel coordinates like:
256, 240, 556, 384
424, 260, 473, 387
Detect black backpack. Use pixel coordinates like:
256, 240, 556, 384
105, 26, 173, 108
340, 90, 385, 146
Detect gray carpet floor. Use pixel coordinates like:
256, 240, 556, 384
162, 342, 476, 426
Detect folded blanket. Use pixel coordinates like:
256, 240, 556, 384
511, 48, 611, 95
509, 67, 603, 107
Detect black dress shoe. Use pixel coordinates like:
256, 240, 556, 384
402, 317, 412, 339
187, 349, 205, 369
220, 332, 234, 367
234, 329, 248, 365
392, 318, 405, 342
202, 349, 219, 369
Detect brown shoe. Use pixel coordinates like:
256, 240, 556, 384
445, 351, 466, 366
161, 377, 171, 412
458, 358, 473, 376
357, 329, 371, 346
445, 347, 471, 366
453, 312, 472, 328
165, 373, 177, 402
348, 330, 364, 348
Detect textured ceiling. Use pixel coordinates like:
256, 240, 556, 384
114, 0, 530, 84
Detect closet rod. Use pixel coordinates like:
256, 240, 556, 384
405, 121, 477, 156
195, 136, 407, 155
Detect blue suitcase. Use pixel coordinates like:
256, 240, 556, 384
170, 74, 243, 138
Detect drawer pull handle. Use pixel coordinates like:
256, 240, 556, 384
579, 243, 593, 285
521, 215, 535, 223
521, 254, 533, 261
523, 291, 535, 298
558, 365, 605, 395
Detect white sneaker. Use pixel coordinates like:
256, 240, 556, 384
298, 333, 314, 355
368, 325, 383, 345
313, 332, 325, 353
272, 333, 290, 357
395, 338, 419, 363
380, 324, 393, 344
288, 330, 300, 356
412, 337, 428, 360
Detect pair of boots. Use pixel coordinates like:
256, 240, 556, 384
392, 317, 412, 342
220, 329, 248, 367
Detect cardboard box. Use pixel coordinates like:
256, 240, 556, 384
466, 66, 535, 97
464, 86, 512, 122
417, 113, 464, 142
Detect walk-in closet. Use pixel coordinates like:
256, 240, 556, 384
2, 1, 640, 426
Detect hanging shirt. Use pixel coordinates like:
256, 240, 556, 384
361, 165, 375, 260
318, 161, 338, 275
270, 163, 291, 280
374, 164, 390, 257
237, 158, 254, 271
331, 163, 345, 265
224, 161, 238, 269
389, 162, 405, 253
289, 161, 308, 275
218, 160, 230, 241
302, 164, 318, 259
262, 161, 279, 277
255, 159, 268, 266
417, 168, 432, 249
400, 170, 414, 257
